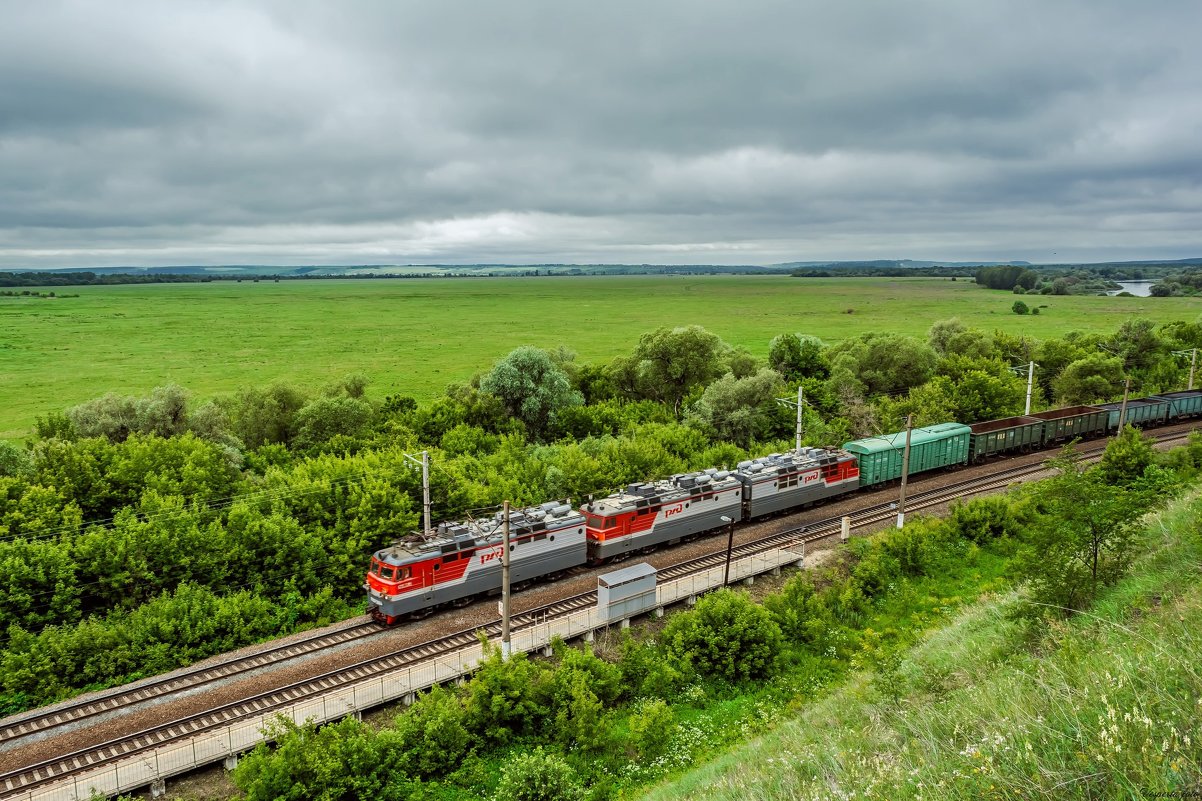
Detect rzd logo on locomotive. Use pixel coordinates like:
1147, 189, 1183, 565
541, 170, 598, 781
663, 503, 685, 518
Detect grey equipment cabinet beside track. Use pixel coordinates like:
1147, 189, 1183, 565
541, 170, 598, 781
596, 562, 657, 623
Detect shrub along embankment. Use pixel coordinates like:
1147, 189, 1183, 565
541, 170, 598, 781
644, 454, 1202, 799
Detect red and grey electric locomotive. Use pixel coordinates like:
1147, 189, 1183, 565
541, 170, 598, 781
367, 501, 585, 625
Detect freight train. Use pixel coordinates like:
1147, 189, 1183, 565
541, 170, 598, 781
366, 391, 1202, 624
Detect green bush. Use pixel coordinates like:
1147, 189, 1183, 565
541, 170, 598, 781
463, 646, 548, 744
848, 541, 901, 599
877, 518, 953, 576
391, 685, 470, 778
947, 495, 1021, 544
543, 643, 622, 751
618, 634, 691, 699
233, 717, 410, 801
494, 747, 583, 801
1099, 425, 1156, 485
627, 698, 676, 760
661, 589, 783, 682
763, 573, 836, 649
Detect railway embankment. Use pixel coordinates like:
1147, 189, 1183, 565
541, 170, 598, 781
643, 468, 1202, 800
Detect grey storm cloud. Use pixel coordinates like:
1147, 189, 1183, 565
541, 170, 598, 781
0, 0, 1200, 267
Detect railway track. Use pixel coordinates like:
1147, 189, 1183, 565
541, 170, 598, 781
0, 620, 383, 752
1, 425, 1194, 799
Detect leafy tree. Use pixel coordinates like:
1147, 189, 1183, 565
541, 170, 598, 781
1160, 320, 1202, 350
975, 265, 1039, 290
1053, 354, 1124, 405
220, 382, 309, 448
0, 537, 80, 632
1012, 300, 1030, 315
481, 346, 583, 441
687, 368, 783, 448
1105, 318, 1166, 373
494, 748, 583, 801
768, 333, 829, 382
0, 442, 32, 478
32, 411, 74, 441
66, 385, 191, 443
324, 372, 369, 398
927, 318, 968, 355
617, 634, 691, 699
462, 645, 548, 743
726, 347, 759, 379
541, 643, 621, 751
1014, 447, 1152, 617
390, 685, 470, 778
763, 573, 836, 650
292, 395, 374, 451
628, 698, 676, 760
1098, 425, 1155, 485
0, 480, 84, 541
631, 325, 728, 416
233, 716, 406, 801
661, 588, 782, 682
947, 495, 1020, 544
828, 334, 937, 396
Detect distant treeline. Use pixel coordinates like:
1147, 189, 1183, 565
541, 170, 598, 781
0, 267, 783, 288
790, 265, 974, 278
1150, 270, 1202, 297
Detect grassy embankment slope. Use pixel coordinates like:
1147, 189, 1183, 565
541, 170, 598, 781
3, 276, 1201, 440
643, 491, 1202, 801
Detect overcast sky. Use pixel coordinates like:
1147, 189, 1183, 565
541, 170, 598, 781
1, 1, 1200, 268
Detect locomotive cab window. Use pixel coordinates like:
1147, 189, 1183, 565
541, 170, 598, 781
397, 566, 411, 580
381, 566, 396, 580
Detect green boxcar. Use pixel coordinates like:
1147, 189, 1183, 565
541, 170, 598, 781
844, 422, 971, 487
968, 415, 1044, 461
1028, 405, 1108, 442
1097, 398, 1169, 429
1150, 391, 1202, 420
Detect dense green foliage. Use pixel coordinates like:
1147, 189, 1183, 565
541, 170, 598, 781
3, 310, 1202, 711
662, 589, 783, 682
221, 431, 1202, 800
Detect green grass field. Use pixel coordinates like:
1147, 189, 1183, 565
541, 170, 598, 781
3, 275, 1201, 440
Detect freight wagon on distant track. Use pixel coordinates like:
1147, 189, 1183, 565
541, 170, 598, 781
968, 415, 1044, 462
1097, 397, 1170, 429
843, 422, 971, 487
1151, 390, 1202, 419
1027, 405, 1110, 443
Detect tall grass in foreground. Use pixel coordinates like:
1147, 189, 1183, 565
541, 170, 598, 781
643, 491, 1202, 800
